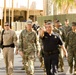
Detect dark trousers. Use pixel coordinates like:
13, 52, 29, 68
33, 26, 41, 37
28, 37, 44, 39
44, 53, 59, 75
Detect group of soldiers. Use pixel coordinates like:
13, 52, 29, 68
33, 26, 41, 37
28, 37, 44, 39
0, 18, 76, 75
38, 19, 76, 75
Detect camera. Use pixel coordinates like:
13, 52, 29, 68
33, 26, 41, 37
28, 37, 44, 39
32, 24, 40, 34
32, 24, 40, 31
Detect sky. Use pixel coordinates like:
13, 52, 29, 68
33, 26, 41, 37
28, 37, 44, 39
0, 0, 43, 10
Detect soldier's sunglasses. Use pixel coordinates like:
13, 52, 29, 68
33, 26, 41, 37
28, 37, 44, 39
4, 25, 9, 26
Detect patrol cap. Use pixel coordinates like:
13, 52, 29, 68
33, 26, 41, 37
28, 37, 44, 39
27, 20, 32, 25
72, 22, 76, 26
4, 22, 10, 26
54, 20, 61, 26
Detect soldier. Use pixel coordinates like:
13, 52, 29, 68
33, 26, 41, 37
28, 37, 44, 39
0, 22, 18, 75
53, 20, 65, 72
18, 20, 37, 75
62, 19, 72, 42
65, 22, 76, 74
38, 37, 44, 68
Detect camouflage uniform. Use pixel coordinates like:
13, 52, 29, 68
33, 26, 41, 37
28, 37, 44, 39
62, 25, 72, 42
53, 27, 64, 72
38, 36, 44, 68
19, 29, 37, 75
0, 29, 18, 75
65, 31, 76, 73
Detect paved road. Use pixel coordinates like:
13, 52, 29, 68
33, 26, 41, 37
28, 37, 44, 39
0, 54, 75, 75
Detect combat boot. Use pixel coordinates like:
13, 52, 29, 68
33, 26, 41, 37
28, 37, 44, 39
40, 61, 44, 68
61, 67, 64, 72
58, 67, 64, 72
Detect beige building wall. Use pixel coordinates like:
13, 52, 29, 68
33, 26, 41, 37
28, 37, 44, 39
29, 10, 41, 16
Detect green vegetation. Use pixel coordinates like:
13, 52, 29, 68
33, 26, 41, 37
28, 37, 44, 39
53, 0, 76, 14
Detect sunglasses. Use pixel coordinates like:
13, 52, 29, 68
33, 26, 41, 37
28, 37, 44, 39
4, 25, 9, 26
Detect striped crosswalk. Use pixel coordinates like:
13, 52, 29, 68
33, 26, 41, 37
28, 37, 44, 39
0, 55, 75, 75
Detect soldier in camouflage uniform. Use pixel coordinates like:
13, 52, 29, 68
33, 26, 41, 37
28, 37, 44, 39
62, 19, 72, 42
53, 20, 65, 72
0, 22, 18, 75
36, 34, 43, 68
18, 20, 37, 75
65, 22, 76, 74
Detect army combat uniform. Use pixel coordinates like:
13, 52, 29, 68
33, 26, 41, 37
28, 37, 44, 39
53, 27, 64, 72
65, 30, 76, 74
37, 35, 45, 68
62, 25, 72, 42
65, 21, 76, 74
19, 29, 37, 75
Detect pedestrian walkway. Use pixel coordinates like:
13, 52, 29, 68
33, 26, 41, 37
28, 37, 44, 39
0, 54, 74, 75
0, 54, 44, 75
0, 49, 3, 61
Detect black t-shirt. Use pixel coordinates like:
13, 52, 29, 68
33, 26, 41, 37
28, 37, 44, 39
41, 32, 63, 52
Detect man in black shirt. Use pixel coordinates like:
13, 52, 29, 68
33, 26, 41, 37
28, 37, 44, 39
39, 22, 66, 75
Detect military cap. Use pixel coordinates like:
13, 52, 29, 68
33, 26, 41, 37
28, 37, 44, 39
46, 22, 52, 25
4, 22, 10, 26
72, 22, 76, 26
47, 20, 52, 22
27, 20, 32, 25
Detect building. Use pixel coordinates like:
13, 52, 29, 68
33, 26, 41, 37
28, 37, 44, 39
0, 0, 44, 27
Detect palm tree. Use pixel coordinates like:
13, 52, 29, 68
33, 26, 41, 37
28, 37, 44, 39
53, 0, 76, 14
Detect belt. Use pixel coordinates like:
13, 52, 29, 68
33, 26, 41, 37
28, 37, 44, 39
3, 43, 15, 48
43, 50, 58, 55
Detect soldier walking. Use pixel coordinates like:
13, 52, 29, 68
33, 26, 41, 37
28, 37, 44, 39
18, 20, 37, 75
62, 19, 72, 42
0, 22, 18, 75
53, 20, 65, 72
65, 22, 76, 74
